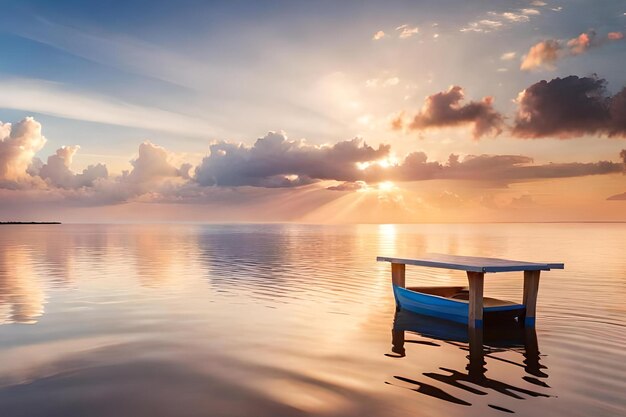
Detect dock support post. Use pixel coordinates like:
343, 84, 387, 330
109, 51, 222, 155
391, 263, 405, 288
467, 272, 484, 328
523, 270, 541, 327
391, 263, 405, 310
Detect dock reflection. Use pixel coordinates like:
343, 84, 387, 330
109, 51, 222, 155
387, 310, 550, 412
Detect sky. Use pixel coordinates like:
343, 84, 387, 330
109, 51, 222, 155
1, 0, 626, 223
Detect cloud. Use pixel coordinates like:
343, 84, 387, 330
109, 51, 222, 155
461, 7, 541, 33
372, 30, 386, 40
365, 77, 400, 88
194, 131, 390, 187
489, 10, 534, 23
126, 142, 186, 183
512, 76, 626, 138
374, 152, 623, 183
38, 146, 108, 189
398, 86, 504, 139
87, 141, 191, 204
520, 39, 561, 71
2, 117, 625, 209
0, 79, 216, 139
326, 181, 368, 191
500, 52, 517, 60
607, 149, 626, 200
461, 19, 503, 33
396, 25, 419, 39
521, 31, 624, 71
432, 190, 464, 209
0, 118, 189, 204
0, 117, 47, 185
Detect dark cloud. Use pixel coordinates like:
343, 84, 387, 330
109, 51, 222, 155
512, 76, 626, 138
194, 131, 390, 187
376, 152, 623, 183
398, 86, 504, 139
327, 181, 368, 191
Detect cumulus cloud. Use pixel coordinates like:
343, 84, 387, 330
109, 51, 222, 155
126, 141, 186, 183
521, 31, 624, 71
2, 117, 625, 208
0, 117, 47, 185
38, 146, 108, 189
0, 119, 191, 205
512, 76, 626, 138
397, 86, 504, 139
194, 132, 390, 188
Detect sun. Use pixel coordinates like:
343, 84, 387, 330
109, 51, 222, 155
378, 181, 395, 192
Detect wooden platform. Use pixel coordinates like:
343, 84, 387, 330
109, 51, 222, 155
377, 253, 564, 273
378, 253, 564, 328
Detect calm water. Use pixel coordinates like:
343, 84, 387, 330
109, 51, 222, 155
0, 223, 624, 417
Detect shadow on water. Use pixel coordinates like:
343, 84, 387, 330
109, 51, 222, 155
386, 310, 551, 413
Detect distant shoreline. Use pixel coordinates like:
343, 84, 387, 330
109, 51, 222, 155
0, 222, 62, 225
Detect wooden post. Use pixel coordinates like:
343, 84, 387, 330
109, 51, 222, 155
523, 270, 541, 327
391, 263, 406, 288
467, 271, 484, 328
391, 263, 405, 310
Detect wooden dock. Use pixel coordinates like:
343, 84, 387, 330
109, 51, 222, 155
377, 254, 564, 328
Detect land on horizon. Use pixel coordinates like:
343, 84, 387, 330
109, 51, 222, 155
0, 221, 61, 225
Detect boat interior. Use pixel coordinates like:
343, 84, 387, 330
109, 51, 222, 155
405, 286, 522, 308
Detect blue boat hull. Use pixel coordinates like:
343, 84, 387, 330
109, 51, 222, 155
393, 285, 525, 325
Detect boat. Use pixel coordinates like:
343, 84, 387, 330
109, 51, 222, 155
378, 254, 564, 327
394, 285, 525, 325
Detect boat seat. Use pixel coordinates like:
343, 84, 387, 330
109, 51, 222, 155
450, 291, 519, 307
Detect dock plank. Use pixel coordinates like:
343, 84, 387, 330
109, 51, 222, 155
377, 253, 564, 273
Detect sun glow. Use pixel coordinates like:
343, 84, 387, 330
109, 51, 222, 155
377, 181, 395, 191
356, 156, 399, 171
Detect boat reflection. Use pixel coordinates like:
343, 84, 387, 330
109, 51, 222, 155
387, 310, 551, 412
